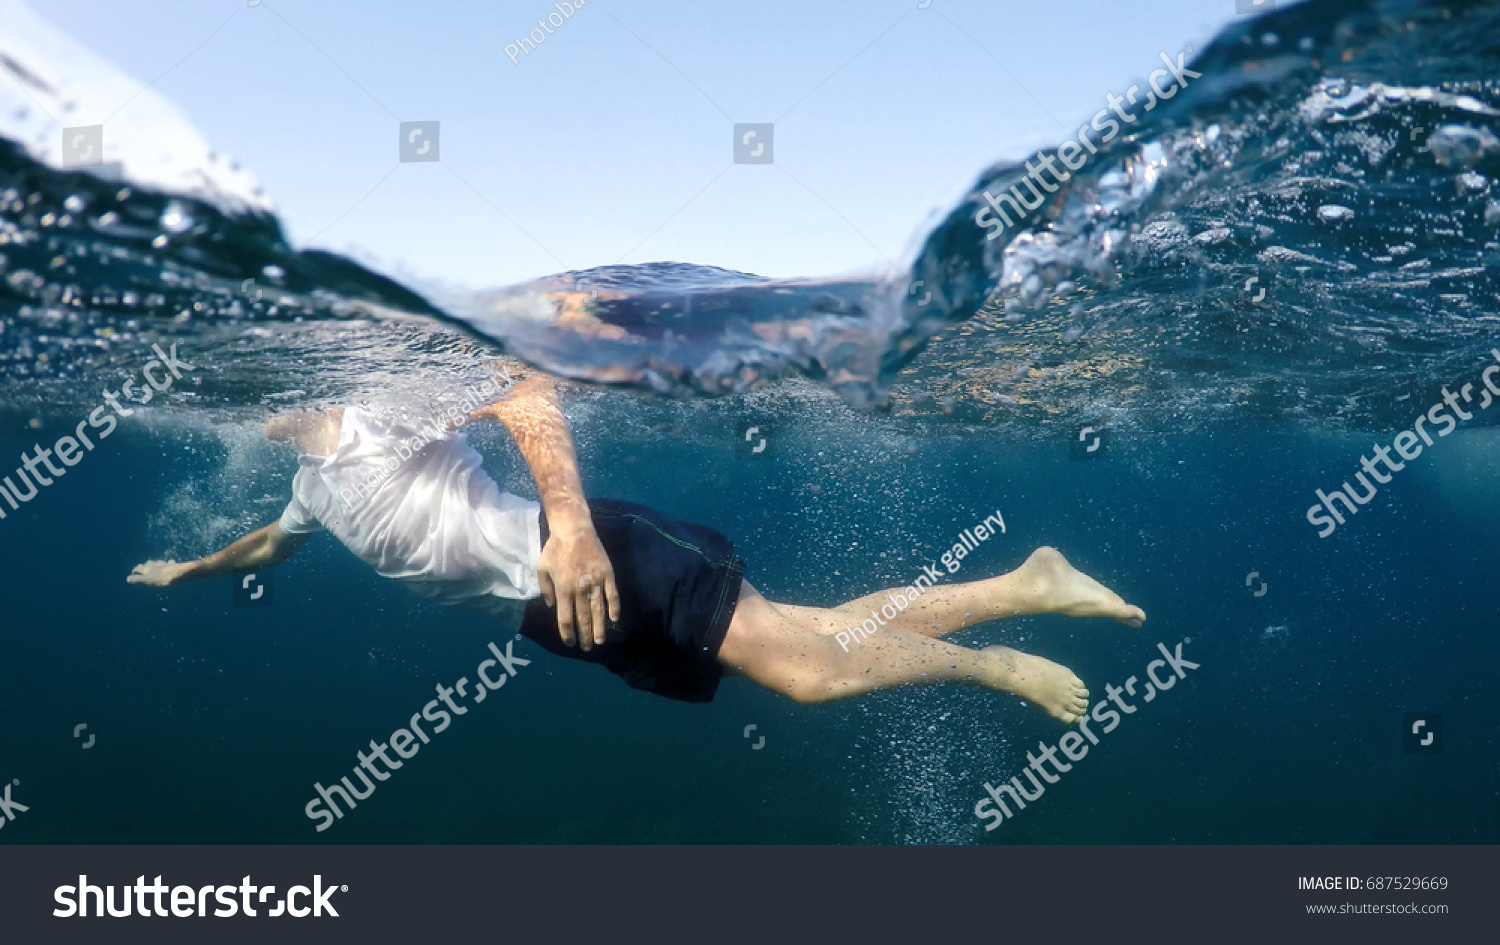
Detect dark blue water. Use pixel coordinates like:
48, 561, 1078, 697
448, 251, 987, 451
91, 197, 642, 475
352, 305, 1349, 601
2, 409, 1496, 843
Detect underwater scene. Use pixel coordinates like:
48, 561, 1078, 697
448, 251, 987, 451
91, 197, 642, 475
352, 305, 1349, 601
1, 0, 1497, 845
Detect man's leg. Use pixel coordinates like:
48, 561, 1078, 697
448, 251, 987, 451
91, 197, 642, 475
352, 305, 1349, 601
717, 582, 1092, 723
781, 546, 1145, 639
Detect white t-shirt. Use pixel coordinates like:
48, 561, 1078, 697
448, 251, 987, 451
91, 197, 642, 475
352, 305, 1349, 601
278, 407, 542, 616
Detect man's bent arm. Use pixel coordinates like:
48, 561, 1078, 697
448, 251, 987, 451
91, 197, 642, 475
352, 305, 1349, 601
471, 375, 592, 535
128, 522, 307, 587
470, 374, 621, 649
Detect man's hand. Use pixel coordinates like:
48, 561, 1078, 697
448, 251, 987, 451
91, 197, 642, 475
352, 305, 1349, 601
127, 560, 190, 587
125, 523, 307, 588
535, 522, 620, 651
474, 372, 618, 650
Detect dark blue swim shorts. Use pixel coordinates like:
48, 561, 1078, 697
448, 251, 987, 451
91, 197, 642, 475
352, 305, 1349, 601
519, 499, 746, 703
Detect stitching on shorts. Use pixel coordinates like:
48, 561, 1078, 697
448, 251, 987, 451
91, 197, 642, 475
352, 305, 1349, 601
708, 558, 744, 642
706, 555, 744, 641
708, 574, 728, 636
615, 512, 713, 560
596, 507, 741, 576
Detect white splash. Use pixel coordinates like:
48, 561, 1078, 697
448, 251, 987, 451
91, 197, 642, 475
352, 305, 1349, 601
0, 0, 273, 214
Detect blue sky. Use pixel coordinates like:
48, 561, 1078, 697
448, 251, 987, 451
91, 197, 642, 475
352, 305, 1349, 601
34, 0, 1252, 290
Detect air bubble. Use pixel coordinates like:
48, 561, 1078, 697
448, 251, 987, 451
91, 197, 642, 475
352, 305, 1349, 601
159, 201, 194, 235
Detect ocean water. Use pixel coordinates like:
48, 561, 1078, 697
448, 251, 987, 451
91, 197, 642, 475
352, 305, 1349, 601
2, 0, 1499, 844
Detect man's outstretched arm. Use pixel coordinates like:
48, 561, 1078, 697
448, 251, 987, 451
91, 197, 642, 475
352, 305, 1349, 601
469, 373, 620, 651
128, 522, 309, 587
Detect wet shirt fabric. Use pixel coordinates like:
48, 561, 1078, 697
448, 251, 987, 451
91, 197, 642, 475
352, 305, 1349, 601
278, 406, 542, 618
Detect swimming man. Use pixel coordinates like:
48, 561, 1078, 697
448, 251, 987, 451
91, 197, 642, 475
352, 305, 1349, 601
128, 370, 1145, 722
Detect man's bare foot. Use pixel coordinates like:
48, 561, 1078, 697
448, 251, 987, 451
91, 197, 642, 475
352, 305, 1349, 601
1015, 546, 1146, 627
984, 645, 1090, 724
